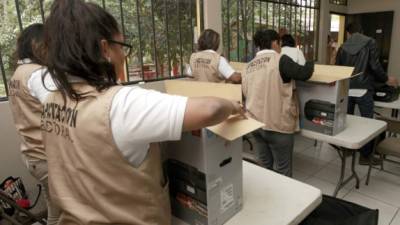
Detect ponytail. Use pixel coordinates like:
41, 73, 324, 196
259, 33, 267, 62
44, 0, 120, 101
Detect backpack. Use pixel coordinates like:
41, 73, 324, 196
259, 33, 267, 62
373, 84, 400, 102
300, 195, 378, 225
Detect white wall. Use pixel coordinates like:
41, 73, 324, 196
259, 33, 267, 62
347, 0, 400, 78
203, 0, 223, 53
317, 1, 347, 64
0, 101, 38, 190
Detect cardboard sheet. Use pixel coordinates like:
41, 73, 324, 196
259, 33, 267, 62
309, 65, 356, 83
230, 62, 247, 73
140, 79, 264, 141
207, 115, 264, 141
164, 80, 242, 102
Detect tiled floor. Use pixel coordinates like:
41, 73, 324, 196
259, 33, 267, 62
290, 135, 400, 225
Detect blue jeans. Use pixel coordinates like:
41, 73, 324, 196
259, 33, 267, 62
252, 129, 294, 177
347, 90, 374, 157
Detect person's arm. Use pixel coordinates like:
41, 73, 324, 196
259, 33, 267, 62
279, 55, 314, 83
110, 87, 242, 167
219, 57, 242, 84
368, 40, 388, 83
227, 72, 242, 84
183, 97, 241, 131
110, 87, 242, 145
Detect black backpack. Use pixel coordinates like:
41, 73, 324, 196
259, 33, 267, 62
373, 83, 400, 102
300, 195, 378, 225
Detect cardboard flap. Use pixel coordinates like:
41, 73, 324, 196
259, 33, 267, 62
150, 79, 264, 140
230, 62, 247, 73
309, 65, 355, 83
207, 116, 264, 141
164, 80, 242, 102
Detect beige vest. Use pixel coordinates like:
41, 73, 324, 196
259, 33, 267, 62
189, 51, 224, 83
243, 51, 299, 134
8, 63, 47, 160
41, 84, 171, 225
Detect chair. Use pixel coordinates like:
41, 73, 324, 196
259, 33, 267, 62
365, 116, 400, 185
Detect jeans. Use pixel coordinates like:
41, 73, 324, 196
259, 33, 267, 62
347, 90, 375, 157
22, 155, 61, 225
252, 129, 294, 177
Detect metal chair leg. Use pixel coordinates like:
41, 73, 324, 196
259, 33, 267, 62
366, 157, 373, 186
351, 151, 360, 189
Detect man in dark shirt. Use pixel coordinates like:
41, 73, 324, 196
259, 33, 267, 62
336, 23, 398, 165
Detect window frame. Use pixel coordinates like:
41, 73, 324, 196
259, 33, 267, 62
222, 0, 321, 62
0, 0, 203, 101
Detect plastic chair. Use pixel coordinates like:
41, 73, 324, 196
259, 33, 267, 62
366, 116, 400, 185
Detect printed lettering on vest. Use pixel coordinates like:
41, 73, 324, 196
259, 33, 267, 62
246, 56, 271, 74
193, 57, 212, 69
41, 103, 78, 143
8, 79, 21, 97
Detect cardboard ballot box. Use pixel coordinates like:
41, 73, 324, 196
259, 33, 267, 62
229, 62, 246, 74
297, 65, 356, 135
140, 80, 264, 225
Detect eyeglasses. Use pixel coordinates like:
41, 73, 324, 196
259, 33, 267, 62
107, 39, 133, 57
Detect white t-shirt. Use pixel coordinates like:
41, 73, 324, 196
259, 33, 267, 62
281, 47, 306, 66
28, 69, 57, 102
187, 50, 235, 79
28, 68, 188, 168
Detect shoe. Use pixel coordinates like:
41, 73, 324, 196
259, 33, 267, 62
359, 156, 382, 166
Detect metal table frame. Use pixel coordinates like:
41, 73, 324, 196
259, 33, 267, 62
330, 145, 360, 197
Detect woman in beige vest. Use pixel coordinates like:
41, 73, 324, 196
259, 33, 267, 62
243, 29, 314, 177
188, 29, 242, 83
41, 1, 242, 224
8, 24, 60, 224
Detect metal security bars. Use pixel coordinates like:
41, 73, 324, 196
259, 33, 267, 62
329, 0, 347, 6
104, 0, 202, 83
0, 0, 203, 99
222, 0, 320, 62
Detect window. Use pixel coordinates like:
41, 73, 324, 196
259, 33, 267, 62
329, 0, 347, 6
0, 0, 203, 99
222, 0, 320, 62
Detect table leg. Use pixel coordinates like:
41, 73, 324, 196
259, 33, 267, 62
351, 150, 360, 189
333, 148, 346, 197
331, 145, 360, 197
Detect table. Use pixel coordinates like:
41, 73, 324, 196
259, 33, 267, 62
375, 99, 400, 118
301, 115, 387, 197
173, 161, 322, 225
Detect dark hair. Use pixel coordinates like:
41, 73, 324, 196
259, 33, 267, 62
16, 23, 44, 64
345, 23, 362, 34
281, 34, 296, 48
253, 29, 280, 50
198, 29, 220, 51
44, 0, 120, 101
